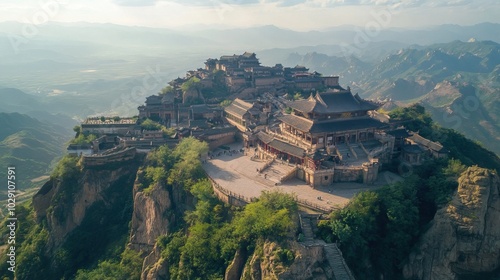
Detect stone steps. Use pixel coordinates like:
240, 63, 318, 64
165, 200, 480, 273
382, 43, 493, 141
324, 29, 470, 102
324, 244, 355, 280
299, 215, 315, 242
263, 162, 295, 184
350, 144, 367, 161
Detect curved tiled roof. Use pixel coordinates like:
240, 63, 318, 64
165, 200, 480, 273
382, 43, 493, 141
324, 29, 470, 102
279, 114, 386, 133
257, 131, 305, 158
288, 90, 379, 114
278, 114, 314, 132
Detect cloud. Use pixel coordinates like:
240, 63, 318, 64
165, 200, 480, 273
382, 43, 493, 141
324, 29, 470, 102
113, 0, 157, 6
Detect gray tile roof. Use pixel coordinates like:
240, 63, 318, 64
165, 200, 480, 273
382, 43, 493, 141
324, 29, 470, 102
408, 133, 448, 153
268, 139, 305, 158
256, 131, 274, 144
198, 126, 238, 136
279, 114, 386, 133
257, 131, 305, 158
278, 114, 314, 132
310, 118, 387, 133
224, 98, 254, 118
288, 90, 379, 114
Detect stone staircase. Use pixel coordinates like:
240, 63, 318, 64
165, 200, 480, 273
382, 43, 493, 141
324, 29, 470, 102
350, 143, 367, 161
335, 143, 351, 160
324, 244, 356, 280
299, 214, 315, 242
262, 161, 295, 185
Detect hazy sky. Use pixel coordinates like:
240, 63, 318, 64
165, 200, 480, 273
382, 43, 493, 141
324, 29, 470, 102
0, 0, 498, 31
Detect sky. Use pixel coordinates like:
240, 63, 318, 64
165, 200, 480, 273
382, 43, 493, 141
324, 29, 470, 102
0, 0, 498, 31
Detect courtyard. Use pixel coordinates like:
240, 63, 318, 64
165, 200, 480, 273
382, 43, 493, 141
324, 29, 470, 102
203, 142, 403, 212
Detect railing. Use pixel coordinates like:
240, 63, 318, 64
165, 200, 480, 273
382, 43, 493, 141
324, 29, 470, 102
206, 174, 256, 204
359, 142, 369, 157
280, 166, 298, 183
346, 142, 358, 159
258, 157, 275, 173
368, 145, 387, 160
205, 171, 334, 214
266, 128, 312, 150
295, 197, 335, 213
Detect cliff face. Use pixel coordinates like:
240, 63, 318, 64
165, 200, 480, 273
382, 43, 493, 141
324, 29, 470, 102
33, 159, 142, 250
403, 167, 500, 280
237, 241, 333, 280
129, 180, 173, 251
128, 171, 192, 279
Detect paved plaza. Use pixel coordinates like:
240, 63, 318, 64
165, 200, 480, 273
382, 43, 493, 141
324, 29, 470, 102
203, 142, 403, 211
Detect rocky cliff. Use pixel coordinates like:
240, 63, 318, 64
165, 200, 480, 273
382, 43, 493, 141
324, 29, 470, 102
33, 157, 143, 250
128, 170, 193, 279
403, 166, 500, 280
228, 240, 333, 280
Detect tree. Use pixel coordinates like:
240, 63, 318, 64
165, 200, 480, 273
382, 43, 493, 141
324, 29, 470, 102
140, 119, 162, 131
73, 125, 81, 136
181, 77, 201, 92
293, 92, 302, 100
220, 99, 232, 107
160, 86, 175, 95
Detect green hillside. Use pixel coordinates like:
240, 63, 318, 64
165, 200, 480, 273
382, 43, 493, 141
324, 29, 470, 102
0, 112, 72, 200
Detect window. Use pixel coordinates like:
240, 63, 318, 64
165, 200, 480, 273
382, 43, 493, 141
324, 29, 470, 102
324, 176, 328, 180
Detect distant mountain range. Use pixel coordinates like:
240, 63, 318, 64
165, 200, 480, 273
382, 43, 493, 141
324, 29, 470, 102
0, 112, 72, 199
0, 21, 498, 157
278, 40, 499, 154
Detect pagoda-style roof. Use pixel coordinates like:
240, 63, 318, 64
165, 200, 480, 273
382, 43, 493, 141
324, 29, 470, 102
279, 114, 386, 133
288, 90, 380, 114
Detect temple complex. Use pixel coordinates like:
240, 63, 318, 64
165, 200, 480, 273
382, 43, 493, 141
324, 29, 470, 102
250, 88, 391, 187
71, 51, 447, 188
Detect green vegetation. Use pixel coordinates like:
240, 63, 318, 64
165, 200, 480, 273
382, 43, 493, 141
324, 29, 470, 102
0, 113, 71, 193
220, 99, 232, 107
70, 133, 97, 145
318, 105, 499, 278
319, 159, 461, 278
159, 86, 175, 95
181, 77, 202, 92
131, 138, 297, 279
389, 104, 500, 172
0, 202, 50, 279
293, 92, 303, 100
160, 189, 297, 280
140, 118, 162, 131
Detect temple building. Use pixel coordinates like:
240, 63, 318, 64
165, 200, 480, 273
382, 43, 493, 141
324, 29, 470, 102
224, 98, 271, 132
254, 88, 392, 187
138, 93, 176, 127
279, 89, 384, 147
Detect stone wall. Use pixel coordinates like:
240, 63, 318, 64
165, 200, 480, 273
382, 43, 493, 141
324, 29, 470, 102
81, 147, 136, 167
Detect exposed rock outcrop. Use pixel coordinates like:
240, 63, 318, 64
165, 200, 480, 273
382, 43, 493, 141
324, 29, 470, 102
403, 167, 500, 280
225, 249, 247, 280
141, 243, 169, 280
33, 159, 142, 250
239, 241, 333, 280
128, 170, 193, 280
129, 181, 173, 251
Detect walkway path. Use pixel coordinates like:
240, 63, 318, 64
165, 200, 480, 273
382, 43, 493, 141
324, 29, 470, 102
298, 213, 356, 280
